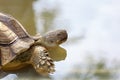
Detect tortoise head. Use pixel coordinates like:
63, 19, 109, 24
40, 29, 68, 47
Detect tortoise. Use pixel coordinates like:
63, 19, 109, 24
0, 13, 67, 75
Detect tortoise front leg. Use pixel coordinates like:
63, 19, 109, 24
30, 46, 55, 75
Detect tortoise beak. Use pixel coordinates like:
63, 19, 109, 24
56, 30, 68, 44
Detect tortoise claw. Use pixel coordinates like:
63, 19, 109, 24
30, 46, 55, 75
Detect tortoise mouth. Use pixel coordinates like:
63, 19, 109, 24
59, 36, 67, 43
59, 30, 68, 42
57, 32, 68, 44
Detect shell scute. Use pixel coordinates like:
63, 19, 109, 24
0, 22, 17, 44
0, 13, 35, 66
0, 46, 16, 65
0, 13, 29, 38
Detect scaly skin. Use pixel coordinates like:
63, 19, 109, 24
30, 46, 55, 75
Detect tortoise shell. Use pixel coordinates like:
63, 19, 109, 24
0, 13, 34, 66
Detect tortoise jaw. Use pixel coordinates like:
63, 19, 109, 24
56, 30, 68, 44
57, 36, 67, 44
